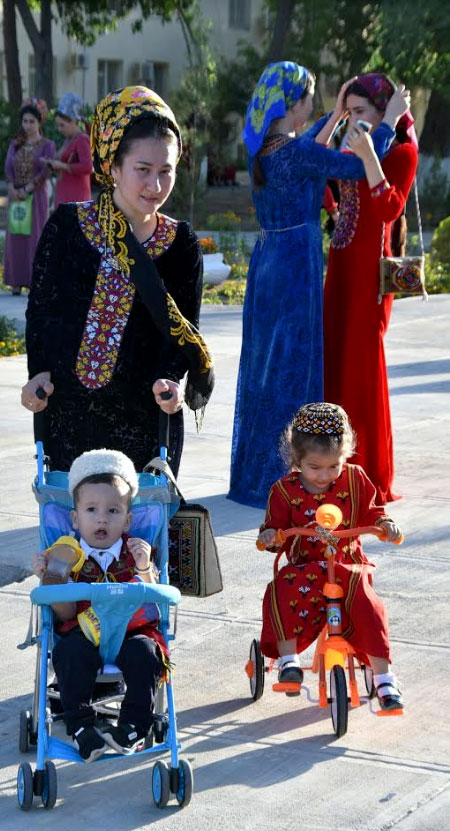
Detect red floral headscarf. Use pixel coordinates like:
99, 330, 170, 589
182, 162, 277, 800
352, 73, 417, 146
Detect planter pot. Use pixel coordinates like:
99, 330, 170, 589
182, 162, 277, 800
203, 253, 231, 285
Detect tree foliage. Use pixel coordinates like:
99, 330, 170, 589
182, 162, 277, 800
55, 0, 193, 45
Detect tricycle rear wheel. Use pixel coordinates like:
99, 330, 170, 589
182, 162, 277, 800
249, 639, 265, 701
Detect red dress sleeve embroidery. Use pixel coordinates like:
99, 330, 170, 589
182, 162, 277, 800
367, 143, 418, 225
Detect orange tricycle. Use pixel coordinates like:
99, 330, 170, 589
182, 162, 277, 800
245, 503, 403, 737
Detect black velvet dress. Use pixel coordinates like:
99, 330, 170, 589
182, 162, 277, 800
26, 203, 203, 473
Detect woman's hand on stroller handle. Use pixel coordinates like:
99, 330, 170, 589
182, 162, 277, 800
21, 372, 53, 412
152, 378, 183, 414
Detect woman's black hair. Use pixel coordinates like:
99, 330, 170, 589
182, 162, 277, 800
252, 68, 316, 189
19, 103, 42, 123
113, 114, 179, 168
15, 104, 43, 148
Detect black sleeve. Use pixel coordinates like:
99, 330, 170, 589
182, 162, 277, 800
26, 205, 73, 378
154, 222, 204, 383
26, 203, 99, 383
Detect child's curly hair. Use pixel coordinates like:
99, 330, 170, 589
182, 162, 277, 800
280, 402, 356, 470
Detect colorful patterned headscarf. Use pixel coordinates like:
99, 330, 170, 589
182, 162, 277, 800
354, 73, 395, 112
293, 403, 348, 436
91, 85, 182, 189
243, 62, 310, 156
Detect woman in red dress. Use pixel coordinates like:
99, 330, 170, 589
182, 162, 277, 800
50, 93, 93, 207
323, 74, 418, 504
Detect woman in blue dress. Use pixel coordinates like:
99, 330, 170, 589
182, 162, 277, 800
228, 61, 410, 508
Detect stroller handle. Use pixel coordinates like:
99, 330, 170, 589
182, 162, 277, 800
31, 580, 181, 607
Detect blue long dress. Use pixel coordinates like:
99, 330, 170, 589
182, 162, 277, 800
228, 120, 394, 508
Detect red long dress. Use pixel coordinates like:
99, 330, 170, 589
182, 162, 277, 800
260, 464, 391, 664
323, 143, 418, 504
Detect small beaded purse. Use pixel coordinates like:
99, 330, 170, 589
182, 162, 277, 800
378, 179, 427, 302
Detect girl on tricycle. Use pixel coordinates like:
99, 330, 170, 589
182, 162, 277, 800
255, 402, 404, 715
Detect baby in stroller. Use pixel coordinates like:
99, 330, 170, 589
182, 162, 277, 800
32, 448, 168, 763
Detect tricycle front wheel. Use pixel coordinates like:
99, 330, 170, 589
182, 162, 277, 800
330, 665, 348, 737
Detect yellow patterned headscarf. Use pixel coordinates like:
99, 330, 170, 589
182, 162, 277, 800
76, 86, 214, 421
90, 87, 182, 275
91, 85, 182, 188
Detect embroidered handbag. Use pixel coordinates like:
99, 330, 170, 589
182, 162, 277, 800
8, 194, 33, 235
145, 457, 223, 597
168, 502, 223, 597
378, 180, 427, 302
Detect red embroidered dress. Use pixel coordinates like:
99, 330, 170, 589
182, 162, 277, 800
260, 464, 391, 663
324, 143, 418, 503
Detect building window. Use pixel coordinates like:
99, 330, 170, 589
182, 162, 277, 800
152, 63, 168, 96
97, 59, 123, 100
229, 0, 251, 30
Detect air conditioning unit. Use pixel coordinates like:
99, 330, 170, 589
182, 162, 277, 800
70, 53, 90, 71
142, 60, 155, 87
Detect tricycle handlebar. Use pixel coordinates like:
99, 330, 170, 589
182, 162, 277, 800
256, 524, 403, 550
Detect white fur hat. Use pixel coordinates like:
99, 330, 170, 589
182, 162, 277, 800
68, 449, 139, 499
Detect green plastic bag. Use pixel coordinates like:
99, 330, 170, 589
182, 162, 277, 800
8, 195, 33, 235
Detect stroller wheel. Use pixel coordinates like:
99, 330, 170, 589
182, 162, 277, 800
175, 759, 193, 807
17, 763, 34, 811
152, 760, 170, 808
41, 761, 57, 809
19, 710, 31, 753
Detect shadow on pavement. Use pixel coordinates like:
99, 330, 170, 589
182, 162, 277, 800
388, 358, 450, 378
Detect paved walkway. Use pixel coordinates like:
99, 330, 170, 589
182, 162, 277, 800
0, 294, 449, 829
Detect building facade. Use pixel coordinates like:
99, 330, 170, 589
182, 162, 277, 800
0, 0, 265, 106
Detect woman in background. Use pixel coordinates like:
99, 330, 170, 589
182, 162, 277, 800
3, 99, 55, 294
324, 73, 418, 504
50, 93, 93, 207
228, 61, 409, 509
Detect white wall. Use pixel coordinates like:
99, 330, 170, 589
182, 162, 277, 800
0, 0, 264, 107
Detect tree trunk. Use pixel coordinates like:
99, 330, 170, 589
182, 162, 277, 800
37, 0, 54, 104
3, 0, 23, 109
419, 88, 450, 157
16, 0, 54, 106
267, 0, 295, 62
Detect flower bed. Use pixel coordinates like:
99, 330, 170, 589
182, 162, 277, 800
0, 315, 25, 356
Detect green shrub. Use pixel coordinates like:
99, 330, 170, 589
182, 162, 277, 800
0, 98, 15, 171
202, 278, 247, 305
205, 211, 241, 231
418, 158, 450, 228
431, 216, 450, 266
424, 252, 450, 294
219, 232, 250, 268
0, 315, 25, 356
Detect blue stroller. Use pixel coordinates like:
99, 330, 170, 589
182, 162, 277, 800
17, 412, 192, 811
